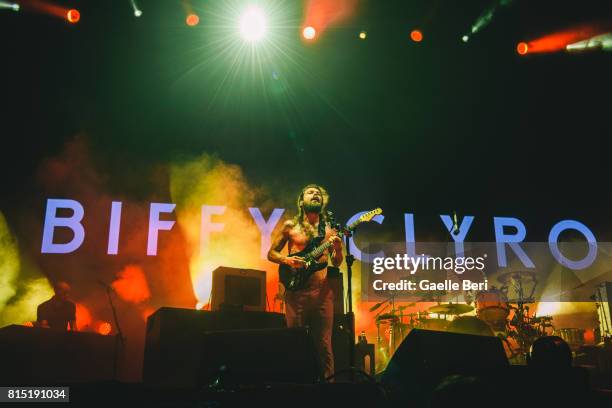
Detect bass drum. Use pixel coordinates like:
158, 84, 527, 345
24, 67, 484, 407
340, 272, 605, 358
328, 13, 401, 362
476, 289, 509, 331
446, 316, 495, 337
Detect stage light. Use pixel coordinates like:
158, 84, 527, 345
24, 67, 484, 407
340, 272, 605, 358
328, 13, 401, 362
97, 321, 112, 335
359, 30, 367, 40
525, 25, 605, 54
186, 13, 199, 26
239, 6, 266, 42
462, 35, 469, 43
66, 9, 80, 23
517, 41, 528, 55
130, 0, 141, 18
566, 33, 612, 52
0, 2, 19, 11
302, 26, 316, 40
410, 29, 423, 42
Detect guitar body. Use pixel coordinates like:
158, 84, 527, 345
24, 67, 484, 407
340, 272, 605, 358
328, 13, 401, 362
277, 208, 382, 292
279, 238, 329, 292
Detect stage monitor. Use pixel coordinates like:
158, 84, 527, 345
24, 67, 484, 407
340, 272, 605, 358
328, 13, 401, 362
210, 266, 266, 312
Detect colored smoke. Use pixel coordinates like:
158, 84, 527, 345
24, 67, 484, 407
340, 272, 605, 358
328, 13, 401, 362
169, 154, 278, 308
112, 264, 151, 304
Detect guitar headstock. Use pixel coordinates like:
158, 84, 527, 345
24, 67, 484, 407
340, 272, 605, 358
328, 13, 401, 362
347, 208, 382, 230
358, 208, 382, 223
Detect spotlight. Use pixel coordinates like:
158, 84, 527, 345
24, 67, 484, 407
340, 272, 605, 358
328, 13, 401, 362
462, 35, 469, 43
66, 9, 80, 24
302, 26, 316, 40
410, 29, 423, 42
130, 0, 141, 18
517, 41, 528, 55
239, 6, 266, 42
0, 2, 19, 11
359, 30, 367, 40
186, 13, 199, 26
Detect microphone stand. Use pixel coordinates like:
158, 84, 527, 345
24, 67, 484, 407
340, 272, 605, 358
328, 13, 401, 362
99, 281, 125, 381
343, 230, 357, 382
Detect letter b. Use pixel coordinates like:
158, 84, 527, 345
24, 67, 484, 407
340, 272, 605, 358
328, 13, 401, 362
41, 199, 85, 254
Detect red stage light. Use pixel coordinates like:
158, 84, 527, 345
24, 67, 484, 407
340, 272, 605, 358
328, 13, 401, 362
524, 24, 604, 54
186, 13, 199, 27
97, 321, 112, 335
517, 42, 529, 55
67, 9, 80, 24
410, 29, 423, 42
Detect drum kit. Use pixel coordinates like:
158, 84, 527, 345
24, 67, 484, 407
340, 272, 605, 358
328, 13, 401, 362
371, 271, 559, 369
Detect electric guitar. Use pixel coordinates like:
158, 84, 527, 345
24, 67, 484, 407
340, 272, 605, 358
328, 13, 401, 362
279, 208, 382, 291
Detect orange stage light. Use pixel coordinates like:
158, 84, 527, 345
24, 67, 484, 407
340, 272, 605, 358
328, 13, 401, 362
521, 24, 607, 54
66, 9, 80, 24
186, 13, 199, 27
517, 42, 529, 55
303, 0, 357, 40
97, 321, 112, 335
410, 29, 423, 42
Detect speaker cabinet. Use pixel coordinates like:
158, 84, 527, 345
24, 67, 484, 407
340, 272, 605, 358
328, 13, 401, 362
143, 307, 286, 387
381, 329, 508, 404
197, 327, 320, 386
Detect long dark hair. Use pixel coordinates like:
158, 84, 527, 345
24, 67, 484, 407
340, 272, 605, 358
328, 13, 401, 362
294, 184, 329, 235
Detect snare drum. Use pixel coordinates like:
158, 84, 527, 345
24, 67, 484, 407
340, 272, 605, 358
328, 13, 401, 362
476, 289, 509, 328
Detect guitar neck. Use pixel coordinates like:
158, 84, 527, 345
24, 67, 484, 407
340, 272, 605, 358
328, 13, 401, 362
308, 219, 362, 259
305, 210, 378, 260
309, 240, 333, 259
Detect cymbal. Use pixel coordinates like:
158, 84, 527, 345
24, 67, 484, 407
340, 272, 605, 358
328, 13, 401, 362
369, 301, 385, 312
397, 303, 416, 310
497, 270, 537, 285
376, 313, 399, 322
427, 303, 474, 315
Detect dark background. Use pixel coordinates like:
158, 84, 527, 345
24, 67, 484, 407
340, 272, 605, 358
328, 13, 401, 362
1, 0, 612, 242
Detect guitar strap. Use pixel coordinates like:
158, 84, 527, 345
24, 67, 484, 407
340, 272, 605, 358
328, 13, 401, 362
317, 215, 326, 238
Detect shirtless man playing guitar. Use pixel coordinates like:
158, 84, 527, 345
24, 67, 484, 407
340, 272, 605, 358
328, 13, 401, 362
267, 184, 343, 380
